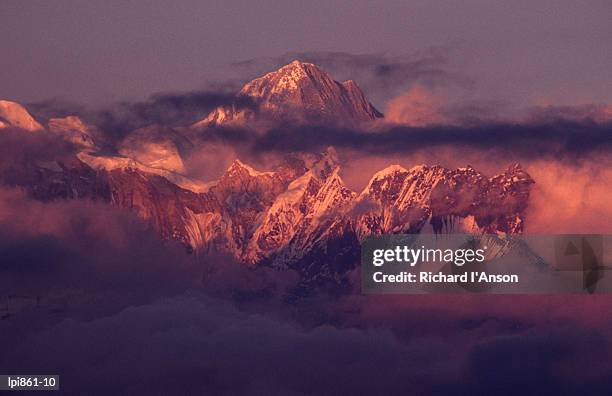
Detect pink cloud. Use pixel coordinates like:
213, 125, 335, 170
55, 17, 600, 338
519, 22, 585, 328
384, 85, 448, 126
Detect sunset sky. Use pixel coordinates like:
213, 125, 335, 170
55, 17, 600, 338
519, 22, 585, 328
2, 0, 612, 108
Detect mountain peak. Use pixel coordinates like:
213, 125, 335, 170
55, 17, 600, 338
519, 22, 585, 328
500, 163, 533, 184
194, 61, 382, 128
239, 60, 332, 97
309, 146, 340, 179
226, 158, 273, 178
362, 164, 410, 198
0, 100, 44, 132
507, 162, 524, 172
283, 59, 314, 71
371, 164, 409, 179
289, 59, 307, 66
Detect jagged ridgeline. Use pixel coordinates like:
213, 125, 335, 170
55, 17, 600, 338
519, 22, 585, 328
0, 61, 534, 286
192, 60, 383, 128
2, 146, 533, 269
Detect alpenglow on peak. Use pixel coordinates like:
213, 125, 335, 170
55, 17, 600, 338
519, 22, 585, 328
194, 60, 383, 128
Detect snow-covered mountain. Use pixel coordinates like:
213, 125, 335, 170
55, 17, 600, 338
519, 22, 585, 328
193, 60, 383, 128
0, 96, 534, 285
355, 163, 533, 237
8, 144, 534, 284
0, 88, 533, 288
0, 100, 44, 132
245, 148, 355, 266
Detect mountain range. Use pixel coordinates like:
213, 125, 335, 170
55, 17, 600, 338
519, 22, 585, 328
0, 61, 534, 287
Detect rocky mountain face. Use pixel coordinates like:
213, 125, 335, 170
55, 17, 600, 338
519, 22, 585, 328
355, 163, 533, 237
193, 60, 383, 128
4, 146, 534, 285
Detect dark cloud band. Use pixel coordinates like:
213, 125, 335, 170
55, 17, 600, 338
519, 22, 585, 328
198, 120, 612, 160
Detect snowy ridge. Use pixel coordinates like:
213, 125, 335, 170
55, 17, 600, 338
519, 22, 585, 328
235, 155, 533, 270
229, 159, 275, 177
14, 142, 535, 284
0, 100, 44, 132
77, 152, 211, 193
1, 98, 535, 283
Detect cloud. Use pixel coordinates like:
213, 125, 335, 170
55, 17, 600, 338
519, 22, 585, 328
0, 187, 195, 299
184, 115, 612, 236
384, 85, 448, 126
384, 84, 612, 128
91, 91, 258, 144
26, 99, 89, 122
0, 128, 76, 173
26, 90, 259, 147
526, 104, 612, 124
194, 118, 612, 163
526, 158, 612, 233
4, 291, 612, 395
0, 295, 434, 395
463, 325, 611, 395
0, 185, 301, 320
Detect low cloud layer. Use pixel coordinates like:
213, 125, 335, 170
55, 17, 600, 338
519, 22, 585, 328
384, 85, 449, 126
1, 158, 612, 393
94, 91, 257, 138
526, 158, 612, 233
28, 89, 259, 146
196, 119, 612, 163
4, 290, 612, 394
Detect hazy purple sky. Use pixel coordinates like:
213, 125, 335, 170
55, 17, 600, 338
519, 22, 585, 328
2, 0, 611, 107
